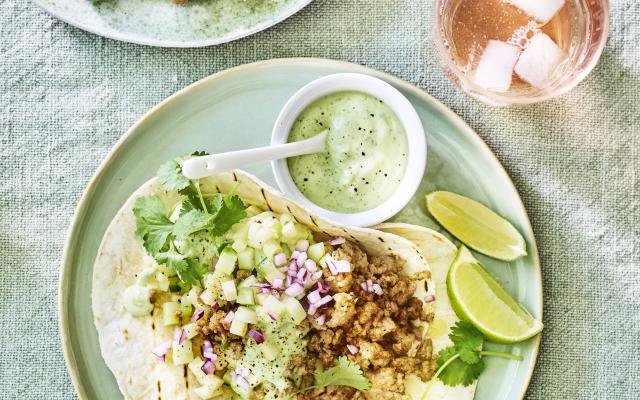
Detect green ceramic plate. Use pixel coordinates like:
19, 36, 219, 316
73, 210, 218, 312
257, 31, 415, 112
60, 58, 542, 399
34, 0, 314, 47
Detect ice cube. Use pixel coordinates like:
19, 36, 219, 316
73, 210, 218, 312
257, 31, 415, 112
514, 33, 565, 89
508, 0, 565, 23
472, 40, 521, 92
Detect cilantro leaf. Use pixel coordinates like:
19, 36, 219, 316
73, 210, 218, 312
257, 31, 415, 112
132, 195, 173, 256
156, 247, 205, 287
436, 351, 485, 386
210, 194, 246, 235
156, 150, 209, 193
432, 321, 486, 387
312, 356, 371, 391
450, 320, 484, 364
172, 209, 214, 240
157, 158, 191, 191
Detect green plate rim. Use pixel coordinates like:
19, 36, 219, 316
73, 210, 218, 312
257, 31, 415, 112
32, 0, 315, 48
58, 57, 542, 399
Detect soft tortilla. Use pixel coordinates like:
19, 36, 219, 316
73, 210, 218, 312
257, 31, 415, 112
92, 170, 438, 399
375, 223, 477, 400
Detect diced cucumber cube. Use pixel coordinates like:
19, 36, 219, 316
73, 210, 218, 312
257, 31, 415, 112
307, 242, 326, 262
194, 385, 216, 399
221, 280, 238, 301
255, 292, 269, 305
231, 239, 247, 253
188, 286, 202, 305
188, 357, 225, 388
256, 260, 285, 284
156, 271, 170, 292
182, 322, 199, 340
172, 338, 194, 365
281, 296, 306, 325
238, 275, 257, 288
158, 263, 177, 278
237, 248, 255, 271
179, 296, 193, 322
262, 239, 282, 260
235, 306, 257, 324
261, 295, 285, 316
215, 248, 237, 275
162, 301, 180, 326
260, 342, 280, 361
229, 319, 247, 336
201, 272, 217, 289
200, 288, 217, 306
237, 287, 255, 305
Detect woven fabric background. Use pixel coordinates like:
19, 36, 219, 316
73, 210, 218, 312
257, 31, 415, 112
1, 0, 638, 398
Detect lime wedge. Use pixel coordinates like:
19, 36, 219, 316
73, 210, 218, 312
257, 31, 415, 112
447, 246, 543, 343
426, 191, 527, 261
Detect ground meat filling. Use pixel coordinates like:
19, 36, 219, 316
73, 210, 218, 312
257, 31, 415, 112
298, 241, 435, 399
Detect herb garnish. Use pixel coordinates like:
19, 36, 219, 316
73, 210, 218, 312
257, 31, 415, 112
421, 321, 523, 398
302, 356, 371, 392
133, 151, 247, 288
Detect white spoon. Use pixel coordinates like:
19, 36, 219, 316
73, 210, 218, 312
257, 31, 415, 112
182, 130, 328, 180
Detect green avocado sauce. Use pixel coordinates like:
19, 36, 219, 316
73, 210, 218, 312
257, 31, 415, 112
287, 91, 408, 213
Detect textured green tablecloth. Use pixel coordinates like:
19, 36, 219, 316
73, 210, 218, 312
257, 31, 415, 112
1, 0, 638, 398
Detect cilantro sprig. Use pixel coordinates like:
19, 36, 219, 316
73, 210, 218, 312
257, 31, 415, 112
133, 151, 247, 288
302, 356, 371, 392
421, 321, 523, 398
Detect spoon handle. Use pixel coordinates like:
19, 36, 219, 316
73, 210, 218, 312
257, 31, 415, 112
182, 131, 327, 179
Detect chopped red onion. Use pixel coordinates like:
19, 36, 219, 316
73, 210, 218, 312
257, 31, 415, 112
201, 340, 213, 356
173, 327, 186, 344
312, 271, 323, 281
211, 302, 219, 311
318, 281, 332, 294
315, 314, 326, 325
296, 252, 308, 267
295, 240, 309, 252
296, 268, 307, 281
346, 344, 359, 355
274, 252, 287, 266
285, 283, 304, 297
272, 278, 283, 290
285, 275, 293, 287
307, 289, 321, 304
248, 329, 265, 344
360, 282, 368, 292
261, 287, 271, 293
251, 283, 272, 289
304, 259, 317, 272
203, 350, 217, 362
234, 374, 250, 391
329, 236, 346, 245
268, 312, 278, 321
307, 304, 318, 315
151, 341, 171, 362
316, 295, 333, 307
334, 260, 351, 273
201, 359, 215, 375
372, 283, 383, 296
191, 310, 204, 322
326, 259, 338, 275
424, 294, 436, 303
287, 268, 297, 277
223, 311, 235, 324
290, 250, 301, 260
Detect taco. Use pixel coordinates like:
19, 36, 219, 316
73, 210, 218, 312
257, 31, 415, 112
92, 164, 476, 400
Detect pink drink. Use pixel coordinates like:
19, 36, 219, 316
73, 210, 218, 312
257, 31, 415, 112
434, 0, 609, 105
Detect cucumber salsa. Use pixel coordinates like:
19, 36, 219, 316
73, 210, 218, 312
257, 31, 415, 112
287, 91, 408, 213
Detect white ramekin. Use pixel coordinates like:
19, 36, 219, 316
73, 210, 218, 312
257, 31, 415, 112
271, 73, 426, 227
